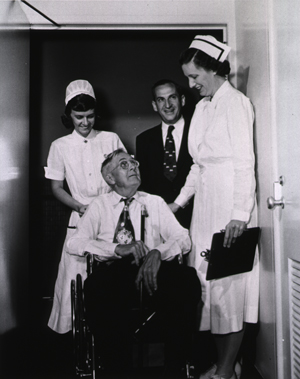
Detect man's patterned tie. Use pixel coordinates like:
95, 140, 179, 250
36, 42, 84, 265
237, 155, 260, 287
163, 125, 177, 181
113, 198, 135, 244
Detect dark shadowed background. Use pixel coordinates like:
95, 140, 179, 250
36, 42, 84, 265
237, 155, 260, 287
28, 27, 223, 317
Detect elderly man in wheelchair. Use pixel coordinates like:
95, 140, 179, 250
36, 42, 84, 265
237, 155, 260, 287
67, 149, 201, 378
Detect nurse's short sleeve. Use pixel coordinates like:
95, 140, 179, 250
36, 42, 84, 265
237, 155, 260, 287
44, 142, 65, 181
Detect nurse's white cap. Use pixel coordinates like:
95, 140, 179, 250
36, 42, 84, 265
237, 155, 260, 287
189, 35, 231, 62
65, 79, 96, 105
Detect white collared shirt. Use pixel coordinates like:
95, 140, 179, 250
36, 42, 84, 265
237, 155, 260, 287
67, 190, 191, 261
161, 117, 184, 161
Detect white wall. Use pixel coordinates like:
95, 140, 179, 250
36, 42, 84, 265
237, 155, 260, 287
20, 0, 236, 27
0, 0, 30, 357
0, 0, 29, 26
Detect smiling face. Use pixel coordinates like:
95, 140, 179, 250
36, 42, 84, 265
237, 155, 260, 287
106, 152, 141, 196
152, 83, 185, 124
70, 109, 95, 137
182, 61, 217, 98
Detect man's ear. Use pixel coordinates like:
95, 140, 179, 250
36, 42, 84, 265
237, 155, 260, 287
105, 173, 116, 186
181, 94, 186, 107
152, 101, 158, 112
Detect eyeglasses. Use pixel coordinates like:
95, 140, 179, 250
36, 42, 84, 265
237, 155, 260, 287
110, 159, 140, 173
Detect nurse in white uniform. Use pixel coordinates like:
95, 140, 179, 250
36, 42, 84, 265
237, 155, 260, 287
169, 36, 259, 379
45, 80, 125, 334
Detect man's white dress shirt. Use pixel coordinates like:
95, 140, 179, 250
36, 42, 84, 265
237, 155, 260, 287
67, 191, 191, 261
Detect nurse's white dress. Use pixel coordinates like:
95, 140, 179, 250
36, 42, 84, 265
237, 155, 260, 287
45, 129, 125, 333
175, 81, 259, 334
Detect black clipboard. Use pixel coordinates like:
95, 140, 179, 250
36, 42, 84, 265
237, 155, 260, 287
205, 227, 260, 281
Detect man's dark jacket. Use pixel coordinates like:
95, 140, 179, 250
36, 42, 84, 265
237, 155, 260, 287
136, 117, 194, 229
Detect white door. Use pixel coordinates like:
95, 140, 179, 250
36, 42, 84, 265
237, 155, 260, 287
267, 1, 300, 378
235, 1, 300, 377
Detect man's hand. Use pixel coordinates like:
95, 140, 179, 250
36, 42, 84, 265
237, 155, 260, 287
135, 249, 161, 296
78, 205, 88, 217
115, 241, 149, 266
168, 202, 181, 214
223, 220, 246, 248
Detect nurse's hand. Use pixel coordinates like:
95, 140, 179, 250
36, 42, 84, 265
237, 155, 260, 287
223, 220, 246, 248
168, 202, 181, 214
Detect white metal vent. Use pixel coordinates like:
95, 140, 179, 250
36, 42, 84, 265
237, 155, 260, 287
289, 259, 300, 379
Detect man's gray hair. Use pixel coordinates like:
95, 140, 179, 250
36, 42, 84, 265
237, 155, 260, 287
101, 148, 127, 176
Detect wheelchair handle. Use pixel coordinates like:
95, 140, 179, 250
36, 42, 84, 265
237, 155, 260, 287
86, 253, 94, 275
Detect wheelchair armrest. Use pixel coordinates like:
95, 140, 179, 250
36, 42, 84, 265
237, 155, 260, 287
86, 252, 183, 276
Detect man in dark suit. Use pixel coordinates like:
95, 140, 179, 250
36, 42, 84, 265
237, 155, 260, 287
136, 79, 194, 229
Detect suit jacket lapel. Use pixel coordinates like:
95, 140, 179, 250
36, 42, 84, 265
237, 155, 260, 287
177, 118, 190, 169
156, 124, 165, 164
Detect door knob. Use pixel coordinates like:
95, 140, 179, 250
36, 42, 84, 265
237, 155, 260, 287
267, 196, 285, 210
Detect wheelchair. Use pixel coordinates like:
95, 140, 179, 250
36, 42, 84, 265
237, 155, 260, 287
70, 253, 195, 378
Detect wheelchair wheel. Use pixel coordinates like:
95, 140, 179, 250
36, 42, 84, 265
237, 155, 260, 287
71, 274, 96, 378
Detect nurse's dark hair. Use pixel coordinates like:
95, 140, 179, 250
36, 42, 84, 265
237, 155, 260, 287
151, 79, 184, 101
179, 48, 231, 77
61, 94, 97, 129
